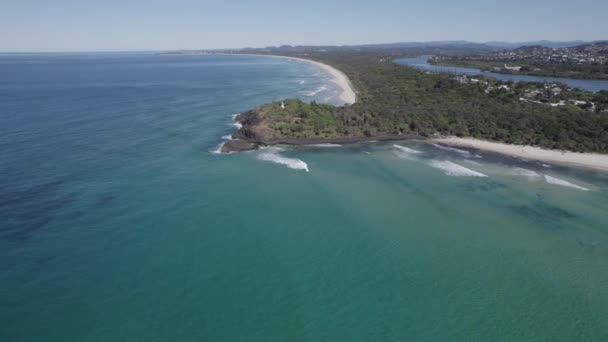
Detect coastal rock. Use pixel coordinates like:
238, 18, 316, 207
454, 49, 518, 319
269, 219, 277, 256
221, 139, 260, 153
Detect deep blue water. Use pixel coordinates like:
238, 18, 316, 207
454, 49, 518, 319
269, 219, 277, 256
396, 56, 608, 92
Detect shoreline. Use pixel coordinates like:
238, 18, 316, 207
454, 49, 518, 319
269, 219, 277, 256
284, 56, 356, 105
215, 53, 357, 105
431, 136, 608, 172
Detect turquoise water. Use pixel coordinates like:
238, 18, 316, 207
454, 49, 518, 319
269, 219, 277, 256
2, 54, 608, 341
396, 56, 608, 92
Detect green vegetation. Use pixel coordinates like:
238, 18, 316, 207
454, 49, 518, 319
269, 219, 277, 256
431, 58, 608, 80
254, 99, 341, 139
243, 51, 608, 153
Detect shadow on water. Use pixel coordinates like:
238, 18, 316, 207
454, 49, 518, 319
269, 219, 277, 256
0, 179, 78, 241
507, 198, 577, 229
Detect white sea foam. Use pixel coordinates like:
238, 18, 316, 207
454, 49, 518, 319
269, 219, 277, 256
304, 85, 328, 96
507, 167, 541, 179
222, 134, 233, 140
393, 145, 422, 154
210, 142, 226, 154
542, 163, 552, 168
464, 160, 483, 166
544, 175, 590, 191
428, 160, 488, 177
432, 143, 471, 157
307, 143, 342, 148
228, 114, 242, 129
258, 147, 309, 172
299, 80, 306, 84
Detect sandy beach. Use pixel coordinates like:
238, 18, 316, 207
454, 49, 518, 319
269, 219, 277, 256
432, 136, 608, 172
219, 53, 357, 105
285, 56, 357, 105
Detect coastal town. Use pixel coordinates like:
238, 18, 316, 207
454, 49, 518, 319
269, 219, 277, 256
490, 43, 608, 65
452, 75, 608, 112
432, 42, 608, 79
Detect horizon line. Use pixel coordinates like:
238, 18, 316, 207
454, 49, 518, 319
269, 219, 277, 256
1, 39, 606, 54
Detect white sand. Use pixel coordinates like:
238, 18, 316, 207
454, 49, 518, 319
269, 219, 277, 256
287, 57, 356, 105
220, 53, 356, 105
431, 137, 608, 172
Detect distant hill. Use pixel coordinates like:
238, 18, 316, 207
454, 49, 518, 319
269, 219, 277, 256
485, 40, 595, 49
259, 40, 607, 53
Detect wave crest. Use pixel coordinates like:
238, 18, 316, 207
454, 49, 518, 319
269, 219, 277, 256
544, 175, 590, 191
428, 160, 487, 177
432, 144, 471, 157
304, 85, 328, 96
507, 167, 541, 179
393, 144, 422, 154
258, 147, 309, 172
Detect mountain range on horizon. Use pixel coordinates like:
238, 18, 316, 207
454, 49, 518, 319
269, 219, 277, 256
258, 40, 608, 52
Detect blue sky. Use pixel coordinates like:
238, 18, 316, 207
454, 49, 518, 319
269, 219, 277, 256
1, 0, 607, 52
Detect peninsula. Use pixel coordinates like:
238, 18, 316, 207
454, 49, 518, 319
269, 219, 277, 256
221, 49, 608, 170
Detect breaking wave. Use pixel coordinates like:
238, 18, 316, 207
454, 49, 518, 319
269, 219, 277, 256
258, 147, 309, 172
544, 175, 590, 191
307, 143, 342, 148
432, 144, 471, 157
229, 114, 242, 129
393, 144, 422, 160
304, 85, 328, 96
506, 167, 541, 179
393, 145, 422, 154
428, 160, 487, 177
210, 142, 226, 154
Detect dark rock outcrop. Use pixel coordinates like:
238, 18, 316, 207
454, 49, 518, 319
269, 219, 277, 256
221, 139, 261, 153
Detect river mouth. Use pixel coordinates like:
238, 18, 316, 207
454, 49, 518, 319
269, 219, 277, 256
395, 55, 608, 92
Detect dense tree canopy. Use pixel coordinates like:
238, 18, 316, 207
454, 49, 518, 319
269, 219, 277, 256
250, 51, 608, 153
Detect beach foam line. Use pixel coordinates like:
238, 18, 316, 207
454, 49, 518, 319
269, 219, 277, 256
432, 143, 471, 157
544, 175, 590, 191
258, 147, 309, 172
304, 85, 328, 97
307, 143, 342, 148
428, 160, 488, 177
506, 167, 542, 179
201, 53, 357, 105
430, 137, 608, 172
393, 144, 422, 154
393, 144, 423, 160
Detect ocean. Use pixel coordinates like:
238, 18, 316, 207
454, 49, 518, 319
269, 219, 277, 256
1, 53, 608, 341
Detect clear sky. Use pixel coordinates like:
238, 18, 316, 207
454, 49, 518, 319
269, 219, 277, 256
1, 0, 607, 52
